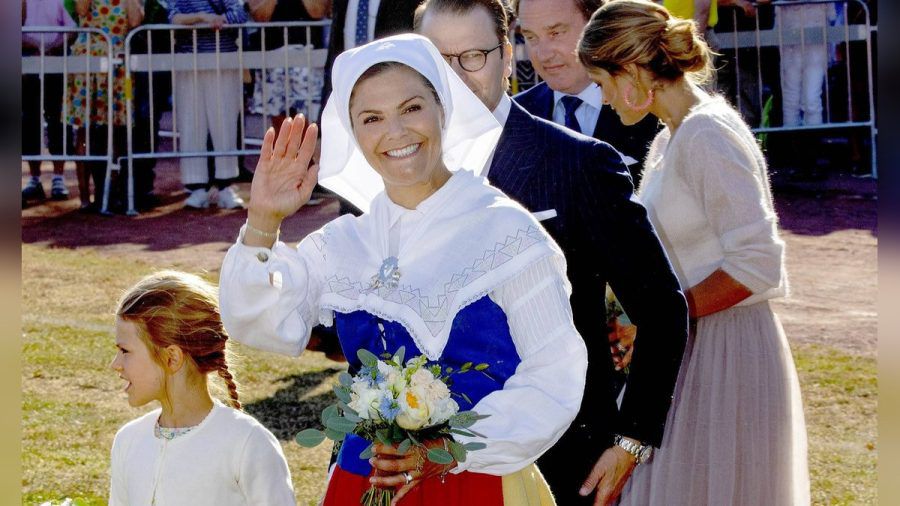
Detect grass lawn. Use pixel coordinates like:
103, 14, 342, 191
21, 244, 877, 505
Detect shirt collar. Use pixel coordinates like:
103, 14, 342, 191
553, 82, 603, 111
383, 169, 470, 227
491, 94, 513, 127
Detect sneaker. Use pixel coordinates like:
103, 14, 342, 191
22, 177, 46, 201
184, 188, 210, 209
217, 186, 245, 209
50, 176, 70, 200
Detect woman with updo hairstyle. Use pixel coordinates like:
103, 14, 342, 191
577, 1, 809, 504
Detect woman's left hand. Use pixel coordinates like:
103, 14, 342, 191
369, 438, 457, 505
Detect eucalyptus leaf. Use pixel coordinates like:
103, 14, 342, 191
447, 440, 467, 463
323, 415, 358, 433
463, 442, 487, 451
357, 348, 379, 367
333, 385, 352, 404
460, 392, 472, 405
376, 429, 392, 446
295, 428, 326, 447
324, 428, 347, 442
393, 346, 406, 366
426, 448, 455, 465
337, 400, 360, 419
338, 371, 353, 387
397, 439, 412, 454
342, 410, 362, 424
449, 428, 476, 438
321, 404, 339, 426
359, 442, 375, 460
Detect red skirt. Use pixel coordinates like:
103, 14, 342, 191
323, 464, 505, 505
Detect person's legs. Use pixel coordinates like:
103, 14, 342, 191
175, 69, 211, 207
206, 69, 245, 209
780, 45, 802, 127
800, 43, 828, 126
44, 73, 70, 199
206, 69, 240, 183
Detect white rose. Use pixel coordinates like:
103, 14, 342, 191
348, 381, 381, 420
429, 397, 459, 425
409, 368, 435, 388
423, 379, 450, 404
377, 362, 406, 394
396, 386, 431, 430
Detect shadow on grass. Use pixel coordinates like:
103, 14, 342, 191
244, 368, 344, 442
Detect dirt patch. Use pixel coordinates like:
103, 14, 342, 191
22, 160, 878, 355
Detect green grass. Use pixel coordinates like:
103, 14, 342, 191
21, 244, 877, 505
794, 343, 877, 505
22, 245, 342, 505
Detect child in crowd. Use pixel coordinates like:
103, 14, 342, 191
169, 0, 248, 209
109, 271, 296, 505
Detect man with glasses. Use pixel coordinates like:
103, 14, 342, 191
415, 1, 688, 505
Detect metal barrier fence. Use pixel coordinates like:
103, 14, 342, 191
121, 21, 330, 215
21, 26, 117, 212
715, 0, 877, 176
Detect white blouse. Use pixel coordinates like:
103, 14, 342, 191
638, 96, 788, 305
219, 171, 587, 476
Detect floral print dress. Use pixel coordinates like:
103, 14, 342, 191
66, 0, 129, 128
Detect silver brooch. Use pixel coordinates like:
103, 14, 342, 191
371, 256, 401, 290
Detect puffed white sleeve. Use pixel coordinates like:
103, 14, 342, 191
681, 126, 786, 294
236, 425, 297, 505
219, 224, 327, 356
452, 254, 587, 475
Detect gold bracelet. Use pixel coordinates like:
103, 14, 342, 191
245, 220, 280, 241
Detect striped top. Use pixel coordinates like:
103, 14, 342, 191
168, 0, 248, 53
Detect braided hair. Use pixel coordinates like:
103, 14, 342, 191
116, 270, 242, 410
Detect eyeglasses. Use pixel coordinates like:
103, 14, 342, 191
440, 42, 503, 72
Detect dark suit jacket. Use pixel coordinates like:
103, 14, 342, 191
319, 0, 421, 116
489, 101, 688, 504
514, 82, 661, 186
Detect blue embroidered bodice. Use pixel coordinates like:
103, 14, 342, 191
332, 295, 521, 476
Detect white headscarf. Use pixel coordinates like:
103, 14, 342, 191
318, 33, 503, 213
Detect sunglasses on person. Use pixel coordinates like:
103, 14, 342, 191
440, 42, 503, 73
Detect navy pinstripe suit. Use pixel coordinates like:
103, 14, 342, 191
488, 100, 688, 504
514, 82, 661, 186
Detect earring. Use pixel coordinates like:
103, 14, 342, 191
622, 83, 655, 111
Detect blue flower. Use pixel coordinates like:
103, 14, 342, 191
377, 395, 400, 422
357, 365, 383, 388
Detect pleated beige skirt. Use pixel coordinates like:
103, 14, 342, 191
618, 301, 809, 505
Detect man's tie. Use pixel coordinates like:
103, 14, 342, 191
560, 95, 583, 134
355, 0, 369, 47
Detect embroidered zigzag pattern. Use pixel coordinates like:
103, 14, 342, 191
324, 225, 544, 336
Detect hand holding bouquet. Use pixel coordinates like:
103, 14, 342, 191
296, 346, 489, 505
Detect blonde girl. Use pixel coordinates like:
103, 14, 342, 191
109, 270, 296, 505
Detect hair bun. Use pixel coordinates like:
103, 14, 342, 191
660, 17, 711, 77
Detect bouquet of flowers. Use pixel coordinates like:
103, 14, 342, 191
296, 346, 489, 505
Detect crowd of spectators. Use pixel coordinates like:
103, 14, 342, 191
21, 0, 878, 211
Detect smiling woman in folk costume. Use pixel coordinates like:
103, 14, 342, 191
218, 34, 587, 505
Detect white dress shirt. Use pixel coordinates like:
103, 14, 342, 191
482, 94, 513, 176
343, 0, 382, 50
552, 83, 603, 136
